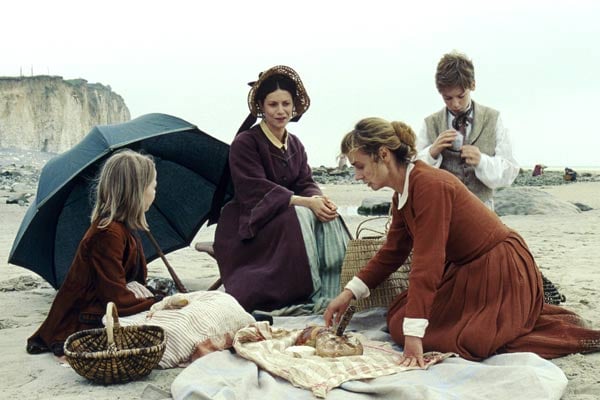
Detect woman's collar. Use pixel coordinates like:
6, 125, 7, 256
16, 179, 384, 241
260, 120, 288, 150
397, 162, 415, 210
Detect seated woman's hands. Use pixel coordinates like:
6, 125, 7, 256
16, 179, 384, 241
309, 195, 338, 222
291, 194, 339, 222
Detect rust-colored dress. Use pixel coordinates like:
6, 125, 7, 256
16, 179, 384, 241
27, 221, 156, 356
357, 161, 600, 361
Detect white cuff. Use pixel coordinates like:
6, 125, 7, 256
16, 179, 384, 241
474, 151, 490, 173
424, 145, 442, 167
345, 277, 370, 300
402, 317, 429, 338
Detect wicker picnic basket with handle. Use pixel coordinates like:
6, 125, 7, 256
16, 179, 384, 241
64, 302, 166, 384
340, 216, 411, 311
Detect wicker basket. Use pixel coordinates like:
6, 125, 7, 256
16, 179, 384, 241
340, 218, 411, 311
64, 302, 166, 384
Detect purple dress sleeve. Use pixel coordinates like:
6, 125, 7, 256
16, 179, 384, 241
229, 127, 321, 239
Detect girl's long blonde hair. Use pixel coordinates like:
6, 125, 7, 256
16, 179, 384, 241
90, 149, 156, 230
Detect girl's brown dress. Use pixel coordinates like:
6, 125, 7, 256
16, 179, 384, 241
27, 221, 156, 356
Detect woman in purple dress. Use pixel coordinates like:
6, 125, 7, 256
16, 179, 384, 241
211, 65, 349, 313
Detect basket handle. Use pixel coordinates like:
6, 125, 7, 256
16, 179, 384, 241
105, 302, 120, 347
356, 203, 393, 238
355, 216, 391, 239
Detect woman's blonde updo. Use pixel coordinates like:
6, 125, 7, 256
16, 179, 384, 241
340, 117, 417, 164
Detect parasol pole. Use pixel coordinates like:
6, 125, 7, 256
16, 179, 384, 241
144, 230, 188, 293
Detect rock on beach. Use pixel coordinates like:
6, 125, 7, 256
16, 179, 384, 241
494, 187, 583, 216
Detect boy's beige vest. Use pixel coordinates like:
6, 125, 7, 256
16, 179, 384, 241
424, 101, 499, 204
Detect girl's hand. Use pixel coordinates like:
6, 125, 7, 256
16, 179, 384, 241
323, 289, 354, 327
397, 336, 425, 368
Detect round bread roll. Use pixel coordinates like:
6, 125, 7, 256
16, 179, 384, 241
295, 326, 329, 347
315, 331, 363, 357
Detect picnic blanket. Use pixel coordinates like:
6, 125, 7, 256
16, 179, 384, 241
171, 308, 568, 400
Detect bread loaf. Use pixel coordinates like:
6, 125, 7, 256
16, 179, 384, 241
295, 326, 329, 347
294, 326, 363, 357
315, 331, 363, 357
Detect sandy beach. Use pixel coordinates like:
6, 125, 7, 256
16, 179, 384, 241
1, 179, 599, 399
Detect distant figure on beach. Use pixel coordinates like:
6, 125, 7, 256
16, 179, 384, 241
564, 167, 577, 181
416, 51, 519, 210
532, 164, 545, 176
209, 65, 350, 314
26, 150, 161, 356
336, 154, 348, 170
325, 117, 600, 365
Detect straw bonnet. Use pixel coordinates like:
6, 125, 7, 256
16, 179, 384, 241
247, 65, 310, 120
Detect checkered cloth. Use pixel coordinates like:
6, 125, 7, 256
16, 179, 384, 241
233, 322, 454, 398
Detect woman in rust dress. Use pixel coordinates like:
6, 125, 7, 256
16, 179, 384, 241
325, 117, 600, 366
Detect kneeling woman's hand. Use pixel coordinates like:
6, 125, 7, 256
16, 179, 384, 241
398, 336, 425, 368
324, 289, 354, 327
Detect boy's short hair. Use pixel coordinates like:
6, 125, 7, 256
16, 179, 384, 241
435, 51, 475, 91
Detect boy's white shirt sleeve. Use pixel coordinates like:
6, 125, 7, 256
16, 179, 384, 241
344, 276, 370, 299
416, 123, 443, 167
403, 318, 429, 338
473, 114, 520, 188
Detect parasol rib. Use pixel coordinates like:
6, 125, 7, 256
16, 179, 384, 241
144, 230, 188, 293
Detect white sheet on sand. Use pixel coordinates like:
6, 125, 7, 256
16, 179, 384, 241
171, 308, 567, 400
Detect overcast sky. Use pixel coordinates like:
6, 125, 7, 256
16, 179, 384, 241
2, 0, 599, 168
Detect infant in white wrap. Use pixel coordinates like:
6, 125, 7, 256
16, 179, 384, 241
116, 291, 255, 368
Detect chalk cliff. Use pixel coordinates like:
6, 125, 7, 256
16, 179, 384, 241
0, 76, 130, 152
